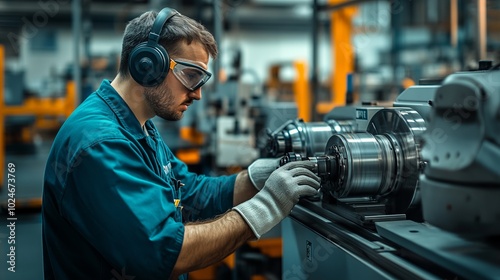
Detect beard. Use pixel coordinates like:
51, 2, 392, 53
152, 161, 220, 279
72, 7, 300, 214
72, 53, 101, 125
144, 86, 185, 121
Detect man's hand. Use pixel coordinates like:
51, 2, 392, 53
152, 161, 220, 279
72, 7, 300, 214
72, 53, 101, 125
234, 161, 321, 239
247, 158, 281, 190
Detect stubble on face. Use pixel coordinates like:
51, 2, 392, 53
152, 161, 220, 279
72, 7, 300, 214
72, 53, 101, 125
144, 85, 184, 121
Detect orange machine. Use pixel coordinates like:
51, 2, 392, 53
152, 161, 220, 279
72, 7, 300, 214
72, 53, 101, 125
0, 44, 77, 191
176, 126, 204, 165
266, 60, 312, 122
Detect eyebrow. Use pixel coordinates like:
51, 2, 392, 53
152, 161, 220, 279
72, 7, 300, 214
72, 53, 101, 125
172, 57, 208, 70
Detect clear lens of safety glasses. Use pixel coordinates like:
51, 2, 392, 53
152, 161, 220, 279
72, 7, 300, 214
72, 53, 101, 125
170, 59, 212, 91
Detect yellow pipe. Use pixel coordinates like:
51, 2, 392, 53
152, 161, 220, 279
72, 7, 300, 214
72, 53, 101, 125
292, 60, 311, 122
316, 0, 357, 114
3, 98, 68, 116
65, 80, 77, 118
450, 0, 458, 48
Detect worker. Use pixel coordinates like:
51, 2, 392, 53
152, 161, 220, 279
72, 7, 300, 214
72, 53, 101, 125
42, 8, 320, 280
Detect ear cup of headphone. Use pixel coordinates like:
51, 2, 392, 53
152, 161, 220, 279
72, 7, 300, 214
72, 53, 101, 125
128, 42, 170, 87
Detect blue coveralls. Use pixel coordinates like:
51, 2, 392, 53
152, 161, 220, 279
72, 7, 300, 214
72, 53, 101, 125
42, 80, 236, 279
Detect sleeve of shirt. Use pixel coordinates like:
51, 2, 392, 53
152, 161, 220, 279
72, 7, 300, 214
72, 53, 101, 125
60, 138, 183, 279
166, 148, 237, 222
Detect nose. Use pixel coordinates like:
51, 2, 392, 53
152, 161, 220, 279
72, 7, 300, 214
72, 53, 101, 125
189, 87, 202, 100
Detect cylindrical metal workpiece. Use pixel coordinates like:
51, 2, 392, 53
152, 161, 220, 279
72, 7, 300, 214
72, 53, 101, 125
325, 133, 396, 198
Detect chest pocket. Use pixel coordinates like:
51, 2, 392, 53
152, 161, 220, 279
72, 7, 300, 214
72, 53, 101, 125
150, 136, 175, 183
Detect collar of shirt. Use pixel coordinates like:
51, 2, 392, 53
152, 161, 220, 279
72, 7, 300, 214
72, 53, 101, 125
96, 79, 159, 140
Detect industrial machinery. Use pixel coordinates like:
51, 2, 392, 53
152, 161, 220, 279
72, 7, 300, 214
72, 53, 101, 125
260, 104, 401, 158
419, 69, 500, 237
262, 82, 439, 160
0, 45, 77, 191
280, 106, 426, 225
276, 68, 500, 279
262, 118, 356, 158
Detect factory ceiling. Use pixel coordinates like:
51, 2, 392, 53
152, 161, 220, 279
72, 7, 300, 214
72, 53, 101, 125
0, 0, 319, 57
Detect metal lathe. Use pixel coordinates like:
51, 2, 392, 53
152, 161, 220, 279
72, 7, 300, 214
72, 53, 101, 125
261, 67, 500, 280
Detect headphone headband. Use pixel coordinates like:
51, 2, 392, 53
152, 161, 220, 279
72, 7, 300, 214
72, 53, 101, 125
147, 8, 179, 46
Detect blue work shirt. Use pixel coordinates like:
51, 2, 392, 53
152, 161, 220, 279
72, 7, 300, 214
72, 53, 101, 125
42, 80, 236, 279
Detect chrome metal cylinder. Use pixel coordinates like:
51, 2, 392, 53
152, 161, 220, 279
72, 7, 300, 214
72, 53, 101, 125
263, 119, 356, 158
325, 133, 397, 198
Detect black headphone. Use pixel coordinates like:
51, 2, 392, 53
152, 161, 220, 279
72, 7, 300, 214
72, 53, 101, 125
128, 8, 179, 87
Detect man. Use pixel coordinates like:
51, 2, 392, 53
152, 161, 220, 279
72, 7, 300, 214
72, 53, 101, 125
42, 8, 320, 280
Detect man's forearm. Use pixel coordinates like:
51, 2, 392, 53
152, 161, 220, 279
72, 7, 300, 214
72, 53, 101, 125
233, 170, 258, 206
171, 210, 254, 277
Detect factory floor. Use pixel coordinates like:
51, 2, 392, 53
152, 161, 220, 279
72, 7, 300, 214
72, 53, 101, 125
0, 140, 49, 280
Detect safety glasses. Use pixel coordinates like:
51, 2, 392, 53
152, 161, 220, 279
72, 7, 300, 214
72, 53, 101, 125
169, 59, 212, 91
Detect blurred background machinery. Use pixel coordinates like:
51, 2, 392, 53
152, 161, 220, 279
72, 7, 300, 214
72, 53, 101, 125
2, 0, 500, 279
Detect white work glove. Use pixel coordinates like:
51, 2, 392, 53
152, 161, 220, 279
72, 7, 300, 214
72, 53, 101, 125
234, 161, 321, 239
247, 158, 281, 190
